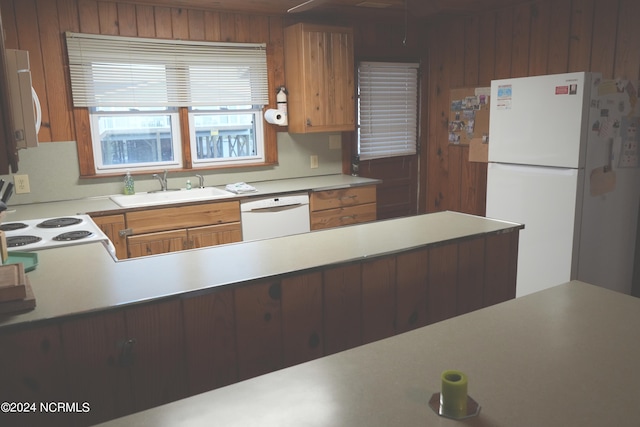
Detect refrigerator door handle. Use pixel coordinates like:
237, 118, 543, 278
489, 162, 578, 176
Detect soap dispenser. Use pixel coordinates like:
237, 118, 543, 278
124, 170, 135, 195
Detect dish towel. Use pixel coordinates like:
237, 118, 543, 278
225, 182, 257, 194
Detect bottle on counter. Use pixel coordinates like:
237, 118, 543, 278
186, 179, 192, 190
124, 170, 135, 195
351, 154, 360, 176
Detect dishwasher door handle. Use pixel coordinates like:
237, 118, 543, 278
248, 203, 305, 213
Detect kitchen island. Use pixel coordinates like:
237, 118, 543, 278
95, 280, 640, 427
0, 211, 522, 427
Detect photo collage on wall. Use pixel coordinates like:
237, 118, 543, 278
448, 87, 490, 146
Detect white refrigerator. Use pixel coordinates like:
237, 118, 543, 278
486, 72, 640, 297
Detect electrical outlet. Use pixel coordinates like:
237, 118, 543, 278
310, 155, 319, 169
14, 174, 31, 194
329, 134, 342, 150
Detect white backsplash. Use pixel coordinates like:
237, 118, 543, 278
1, 132, 343, 205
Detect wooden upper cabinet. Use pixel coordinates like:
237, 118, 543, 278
284, 23, 355, 133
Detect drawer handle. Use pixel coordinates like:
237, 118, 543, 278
340, 215, 356, 221
339, 195, 357, 201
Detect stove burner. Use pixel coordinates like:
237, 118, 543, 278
37, 217, 83, 228
7, 235, 42, 247
0, 222, 29, 232
53, 230, 94, 241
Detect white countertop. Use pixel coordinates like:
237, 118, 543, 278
0, 211, 521, 329
96, 280, 640, 427
2, 174, 381, 221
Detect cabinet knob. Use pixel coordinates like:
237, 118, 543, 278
117, 338, 137, 367
308, 332, 320, 349
268, 283, 281, 300
409, 310, 418, 325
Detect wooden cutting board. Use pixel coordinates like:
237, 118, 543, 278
0, 276, 35, 314
0, 263, 27, 302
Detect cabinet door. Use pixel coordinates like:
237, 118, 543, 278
127, 229, 187, 258
92, 214, 127, 259
59, 311, 134, 425
428, 243, 459, 324
310, 186, 377, 211
125, 201, 240, 234
457, 238, 486, 315
281, 271, 323, 367
396, 248, 429, 333
484, 232, 519, 306
182, 288, 237, 395
124, 299, 187, 412
0, 325, 67, 427
361, 256, 396, 344
284, 23, 355, 133
323, 263, 362, 355
310, 203, 377, 230
188, 222, 242, 249
234, 280, 283, 381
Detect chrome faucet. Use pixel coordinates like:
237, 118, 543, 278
195, 174, 205, 189
152, 170, 168, 191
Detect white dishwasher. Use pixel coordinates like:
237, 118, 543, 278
240, 193, 310, 241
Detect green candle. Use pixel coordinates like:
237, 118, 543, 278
440, 370, 468, 417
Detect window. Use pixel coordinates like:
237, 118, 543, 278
66, 32, 269, 174
189, 106, 263, 166
90, 107, 181, 172
357, 61, 419, 160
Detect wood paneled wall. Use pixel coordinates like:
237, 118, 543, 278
0, 0, 284, 154
1, 0, 638, 218
423, 0, 640, 215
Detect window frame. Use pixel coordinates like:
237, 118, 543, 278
66, 32, 277, 177
187, 106, 265, 168
89, 107, 183, 174
357, 61, 420, 161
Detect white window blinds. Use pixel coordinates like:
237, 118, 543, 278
65, 32, 269, 108
358, 61, 419, 160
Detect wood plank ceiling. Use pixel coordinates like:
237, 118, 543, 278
99, 0, 531, 18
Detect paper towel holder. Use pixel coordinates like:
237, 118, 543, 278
428, 393, 481, 420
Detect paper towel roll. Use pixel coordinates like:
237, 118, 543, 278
264, 108, 287, 126
440, 370, 468, 417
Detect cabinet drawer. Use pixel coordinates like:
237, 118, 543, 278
127, 229, 187, 258
188, 223, 242, 249
310, 186, 376, 212
310, 203, 376, 230
126, 201, 240, 235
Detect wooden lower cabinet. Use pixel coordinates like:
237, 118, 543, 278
395, 248, 429, 333
127, 229, 187, 258
124, 299, 188, 411
126, 223, 242, 258
234, 280, 283, 381
188, 223, 242, 249
323, 264, 362, 355
361, 256, 397, 344
0, 324, 68, 427
457, 238, 486, 315
428, 243, 459, 324
91, 214, 127, 260
484, 232, 519, 305
281, 271, 323, 368
182, 288, 237, 395
59, 311, 133, 426
310, 185, 377, 230
0, 230, 520, 426
114, 201, 243, 259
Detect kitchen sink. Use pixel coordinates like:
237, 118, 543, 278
110, 187, 236, 208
